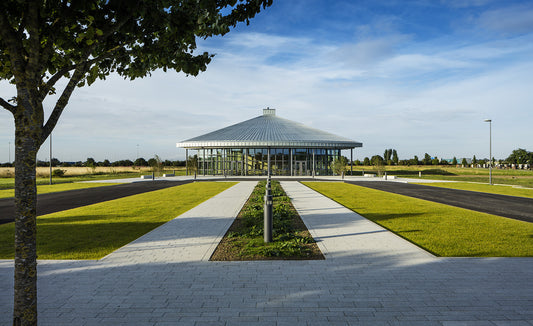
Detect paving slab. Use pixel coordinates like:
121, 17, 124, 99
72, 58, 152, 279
1, 181, 532, 326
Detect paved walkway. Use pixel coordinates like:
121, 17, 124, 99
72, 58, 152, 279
1, 181, 532, 326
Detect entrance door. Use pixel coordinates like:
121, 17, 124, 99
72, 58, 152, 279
295, 161, 306, 176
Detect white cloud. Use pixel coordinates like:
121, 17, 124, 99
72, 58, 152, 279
478, 4, 533, 34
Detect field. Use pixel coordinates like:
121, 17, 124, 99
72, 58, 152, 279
0, 166, 187, 189
349, 165, 533, 188
303, 182, 533, 257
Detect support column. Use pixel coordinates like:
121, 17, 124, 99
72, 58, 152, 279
267, 147, 271, 177
202, 148, 206, 176
312, 149, 316, 178
245, 149, 248, 176
351, 148, 353, 176
211, 149, 214, 176
197, 149, 200, 175
290, 148, 293, 176
185, 149, 188, 176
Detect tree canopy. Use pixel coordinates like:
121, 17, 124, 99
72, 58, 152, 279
0, 0, 272, 143
506, 148, 532, 165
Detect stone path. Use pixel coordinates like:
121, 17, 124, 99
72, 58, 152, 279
1, 181, 532, 326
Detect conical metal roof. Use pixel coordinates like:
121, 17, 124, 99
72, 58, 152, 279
177, 109, 362, 149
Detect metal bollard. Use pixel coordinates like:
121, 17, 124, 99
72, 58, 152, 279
264, 178, 273, 243
152, 171, 155, 180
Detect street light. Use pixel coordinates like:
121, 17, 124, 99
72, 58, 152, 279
49, 133, 53, 185
484, 119, 492, 185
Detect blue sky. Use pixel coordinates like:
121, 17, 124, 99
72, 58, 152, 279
1, 0, 532, 162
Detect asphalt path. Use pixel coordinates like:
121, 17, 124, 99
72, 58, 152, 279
0, 180, 193, 225
346, 181, 533, 223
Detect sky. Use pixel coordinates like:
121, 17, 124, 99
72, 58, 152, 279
1, 0, 533, 163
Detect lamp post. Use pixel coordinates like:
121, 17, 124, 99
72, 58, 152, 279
49, 133, 53, 185
484, 119, 492, 185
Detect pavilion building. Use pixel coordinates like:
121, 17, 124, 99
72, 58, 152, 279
176, 108, 362, 176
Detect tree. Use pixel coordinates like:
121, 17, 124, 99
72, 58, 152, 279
149, 154, 163, 176
506, 148, 531, 165
187, 155, 198, 178
422, 153, 432, 165
363, 157, 371, 166
461, 158, 468, 166
392, 149, 398, 165
331, 156, 348, 179
134, 157, 148, 167
472, 155, 478, 165
411, 155, 420, 165
0, 1, 272, 324
383, 149, 392, 164
371, 155, 385, 176
452, 157, 458, 166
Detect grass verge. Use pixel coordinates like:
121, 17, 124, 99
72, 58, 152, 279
411, 182, 533, 199
0, 182, 235, 260
0, 182, 120, 199
210, 180, 324, 260
303, 182, 533, 257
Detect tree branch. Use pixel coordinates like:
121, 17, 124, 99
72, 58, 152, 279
0, 97, 16, 114
40, 62, 90, 145
25, 1, 41, 83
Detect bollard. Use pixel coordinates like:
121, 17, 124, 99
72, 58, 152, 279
384, 172, 387, 180
419, 171, 422, 178
264, 178, 273, 243
152, 171, 155, 180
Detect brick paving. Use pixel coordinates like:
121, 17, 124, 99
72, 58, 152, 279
1, 181, 532, 326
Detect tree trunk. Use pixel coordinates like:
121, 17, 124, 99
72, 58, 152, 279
13, 114, 40, 326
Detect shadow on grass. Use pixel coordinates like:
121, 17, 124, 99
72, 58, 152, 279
361, 212, 425, 222
0, 219, 167, 259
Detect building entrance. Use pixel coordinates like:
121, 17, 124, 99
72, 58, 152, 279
295, 161, 307, 176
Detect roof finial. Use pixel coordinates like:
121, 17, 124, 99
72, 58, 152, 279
263, 107, 276, 116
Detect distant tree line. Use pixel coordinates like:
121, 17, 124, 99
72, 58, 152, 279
350, 148, 533, 167
1, 148, 531, 168
0, 157, 187, 168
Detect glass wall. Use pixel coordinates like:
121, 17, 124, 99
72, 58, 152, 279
195, 148, 341, 176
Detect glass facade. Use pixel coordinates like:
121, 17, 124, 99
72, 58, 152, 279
192, 147, 341, 176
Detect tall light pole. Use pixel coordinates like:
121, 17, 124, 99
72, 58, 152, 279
49, 133, 53, 185
484, 119, 492, 185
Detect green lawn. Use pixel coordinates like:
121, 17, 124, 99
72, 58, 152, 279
412, 182, 533, 199
0, 182, 235, 260
0, 182, 120, 199
302, 182, 533, 257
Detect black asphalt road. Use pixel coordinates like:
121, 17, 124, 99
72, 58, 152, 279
346, 181, 533, 223
0, 180, 193, 225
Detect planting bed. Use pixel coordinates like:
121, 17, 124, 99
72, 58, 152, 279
210, 180, 324, 261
